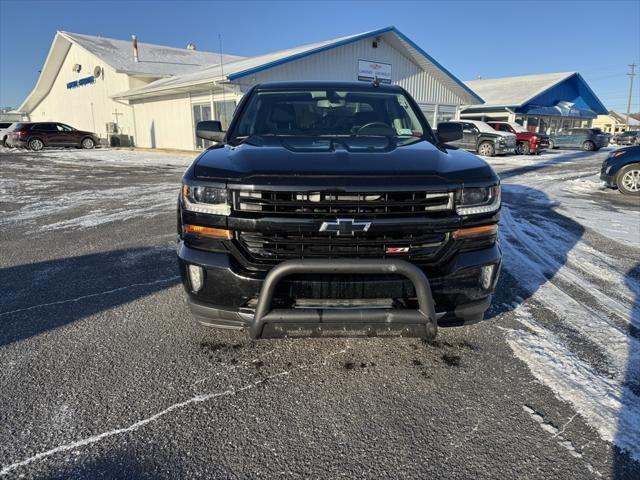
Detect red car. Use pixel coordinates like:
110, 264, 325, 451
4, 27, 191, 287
488, 121, 549, 155
6, 122, 99, 151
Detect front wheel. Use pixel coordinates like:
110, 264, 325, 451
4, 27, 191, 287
516, 142, 530, 155
28, 138, 44, 151
81, 138, 95, 149
582, 140, 595, 151
617, 164, 640, 195
478, 141, 495, 157
549, 140, 557, 149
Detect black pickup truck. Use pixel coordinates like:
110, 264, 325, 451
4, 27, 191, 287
177, 81, 502, 340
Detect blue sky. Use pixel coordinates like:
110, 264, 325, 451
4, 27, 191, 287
1, 0, 639, 112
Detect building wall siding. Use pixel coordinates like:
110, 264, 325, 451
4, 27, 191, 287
131, 93, 194, 150
233, 37, 465, 107
29, 43, 137, 141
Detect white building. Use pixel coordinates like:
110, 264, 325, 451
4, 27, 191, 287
19, 27, 482, 151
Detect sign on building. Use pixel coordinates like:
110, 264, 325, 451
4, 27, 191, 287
357, 60, 392, 84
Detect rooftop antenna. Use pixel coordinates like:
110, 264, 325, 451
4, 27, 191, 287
218, 34, 227, 127
372, 73, 380, 88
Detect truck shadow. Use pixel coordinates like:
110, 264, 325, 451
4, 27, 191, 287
487, 183, 584, 318
614, 263, 640, 479
0, 247, 180, 348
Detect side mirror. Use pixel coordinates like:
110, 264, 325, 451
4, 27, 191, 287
196, 120, 225, 143
437, 122, 463, 143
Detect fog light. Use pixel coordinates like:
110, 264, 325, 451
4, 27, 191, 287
481, 265, 495, 289
188, 265, 204, 292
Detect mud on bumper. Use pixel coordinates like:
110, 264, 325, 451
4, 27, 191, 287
177, 242, 501, 339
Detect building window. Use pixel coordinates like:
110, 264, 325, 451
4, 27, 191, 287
214, 100, 236, 130
527, 117, 539, 133
193, 103, 212, 149
538, 117, 548, 134
435, 110, 455, 126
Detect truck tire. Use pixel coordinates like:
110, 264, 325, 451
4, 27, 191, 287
478, 141, 495, 157
582, 140, 595, 151
28, 138, 44, 151
549, 140, 556, 149
516, 142, 530, 155
616, 164, 640, 195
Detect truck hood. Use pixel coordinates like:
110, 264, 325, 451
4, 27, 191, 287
495, 131, 517, 140
191, 138, 498, 188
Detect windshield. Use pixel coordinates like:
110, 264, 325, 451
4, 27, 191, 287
470, 121, 504, 134
508, 122, 528, 133
229, 88, 430, 146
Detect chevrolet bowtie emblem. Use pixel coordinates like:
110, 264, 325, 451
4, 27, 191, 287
319, 218, 372, 236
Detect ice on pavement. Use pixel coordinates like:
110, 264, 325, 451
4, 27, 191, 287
487, 147, 640, 461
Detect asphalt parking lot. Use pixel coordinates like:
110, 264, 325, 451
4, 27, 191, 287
0, 147, 639, 479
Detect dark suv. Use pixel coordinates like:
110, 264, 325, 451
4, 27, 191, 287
6, 122, 99, 151
549, 128, 608, 151
177, 82, 502, 340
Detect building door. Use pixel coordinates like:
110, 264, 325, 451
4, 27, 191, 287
193, 104, 212, 149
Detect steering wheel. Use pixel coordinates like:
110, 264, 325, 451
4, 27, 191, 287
356, 122, 394, 135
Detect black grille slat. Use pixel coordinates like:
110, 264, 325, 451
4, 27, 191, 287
234, 189, 453, 217
237, 231, 447, 263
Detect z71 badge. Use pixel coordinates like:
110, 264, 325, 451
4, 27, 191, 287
386, 247, 410, 254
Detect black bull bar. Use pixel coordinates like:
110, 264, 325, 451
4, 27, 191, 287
250, 259, 438, 339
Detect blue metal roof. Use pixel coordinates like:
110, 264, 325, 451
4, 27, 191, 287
518, 73, 607, 116
227, 26, 483, 104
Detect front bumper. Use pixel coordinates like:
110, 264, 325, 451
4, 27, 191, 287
496, 144, 515, 154
177, 241, 501, 337
600, 168, 616, 187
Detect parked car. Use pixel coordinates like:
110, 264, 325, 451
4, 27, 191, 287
614, 130, 640, 146
6, 122, 99, 151
439, 119, 516, 156
601, 146, 640, 195
548, 128, 608, 151
487, 121, 549, 155
0, 121, 16, 147
177, 81, 502, 340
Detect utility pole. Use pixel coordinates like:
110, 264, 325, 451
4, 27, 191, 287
626, 63, 636, 131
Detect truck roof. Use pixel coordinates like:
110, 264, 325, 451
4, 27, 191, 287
253, 81, 404, 92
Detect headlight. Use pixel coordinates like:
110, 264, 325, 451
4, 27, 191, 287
182, 182, 230, 215
456, 185, 501, 215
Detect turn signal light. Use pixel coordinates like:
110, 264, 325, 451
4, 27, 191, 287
184, 224, 233, 239
452, 224, 498, 240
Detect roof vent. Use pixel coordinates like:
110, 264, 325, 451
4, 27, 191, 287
132, 34, 139, 62
186, 42, 196, 50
